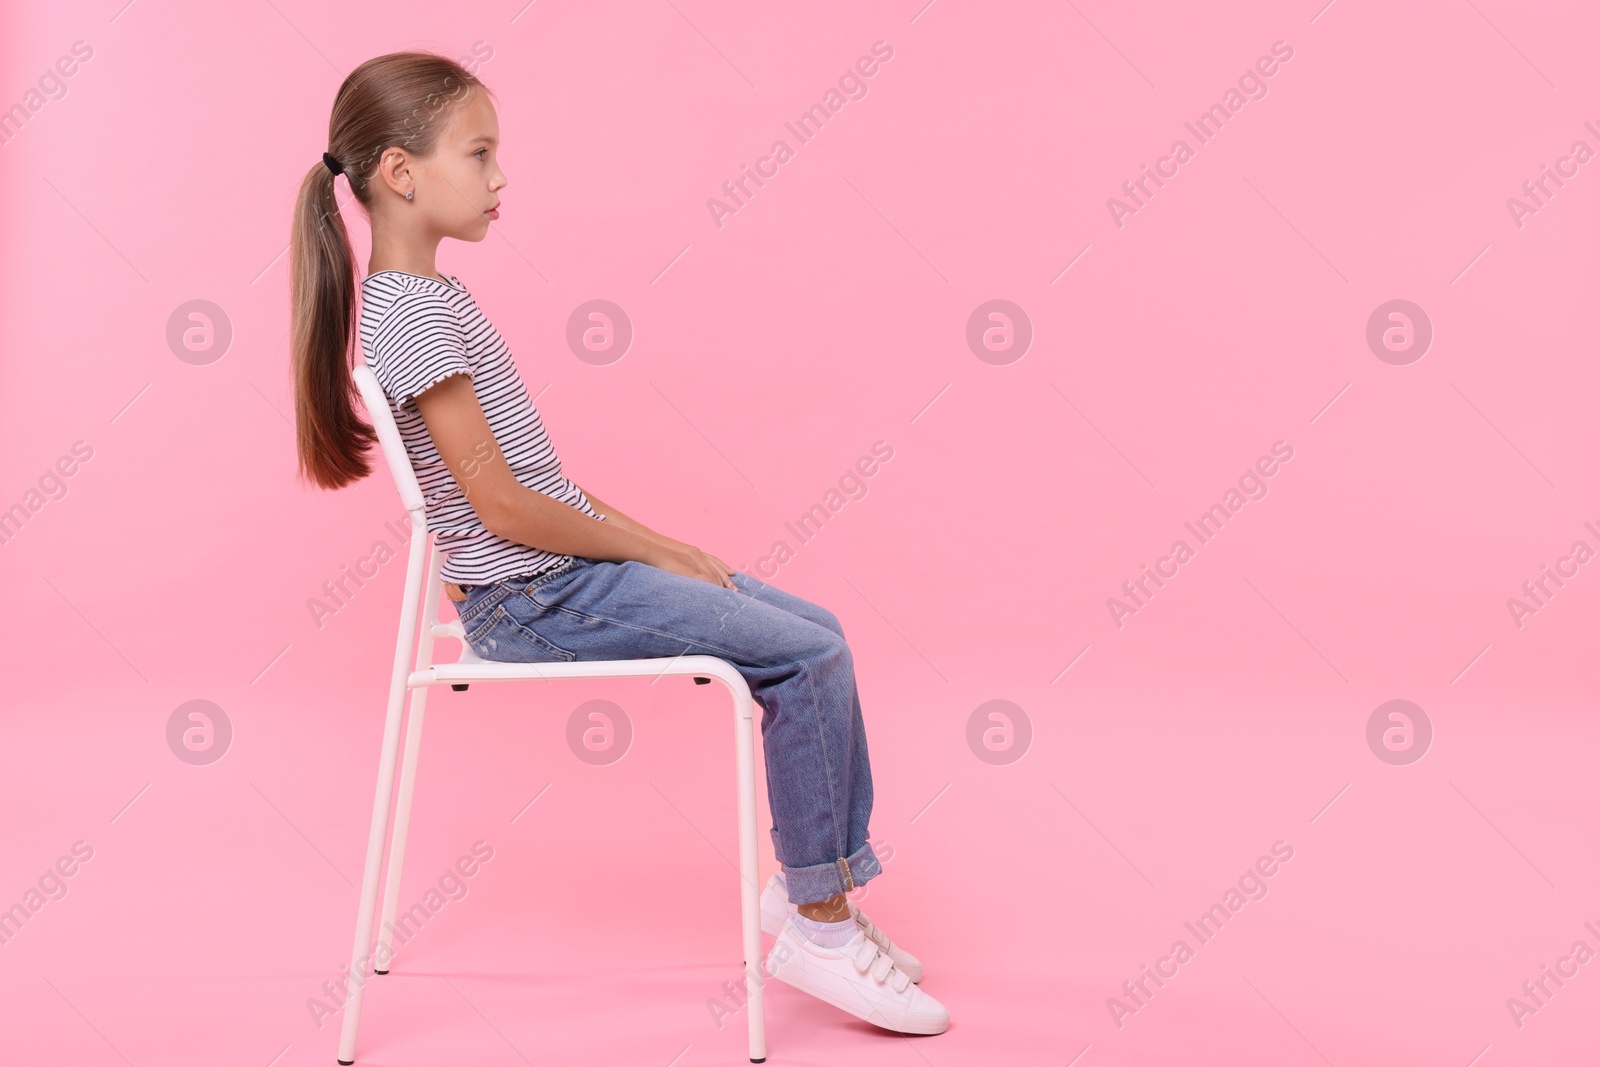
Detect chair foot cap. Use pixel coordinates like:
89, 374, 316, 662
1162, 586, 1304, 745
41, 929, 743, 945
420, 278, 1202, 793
374, 969, 388, 975
339, 1060, 354, 1065
693, 676, 710, 684
751, 1058, 765, 1063
451, 684, 469, 691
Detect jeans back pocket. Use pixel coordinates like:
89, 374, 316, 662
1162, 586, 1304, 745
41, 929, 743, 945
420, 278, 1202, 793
463, 603, 577, 663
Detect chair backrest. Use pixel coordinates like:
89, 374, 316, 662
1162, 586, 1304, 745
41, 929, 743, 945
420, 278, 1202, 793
352, 361, 448, 637
352, 362, 426, 516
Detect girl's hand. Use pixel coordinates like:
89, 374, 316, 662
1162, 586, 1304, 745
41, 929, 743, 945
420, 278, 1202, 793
649, 541, 737, 590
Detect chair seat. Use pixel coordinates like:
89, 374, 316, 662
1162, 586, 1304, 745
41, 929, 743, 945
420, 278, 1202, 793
416, 621, 747, 696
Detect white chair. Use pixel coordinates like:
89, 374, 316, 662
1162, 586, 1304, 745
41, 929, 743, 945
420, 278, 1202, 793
337, 362, 767, 1064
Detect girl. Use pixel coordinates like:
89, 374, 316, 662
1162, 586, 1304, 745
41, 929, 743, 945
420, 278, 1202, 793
290, 51, 948, 1039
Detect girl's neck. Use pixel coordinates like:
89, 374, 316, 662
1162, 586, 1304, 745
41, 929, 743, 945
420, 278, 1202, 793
367, 233, 444, 284
369, 261, 446, 283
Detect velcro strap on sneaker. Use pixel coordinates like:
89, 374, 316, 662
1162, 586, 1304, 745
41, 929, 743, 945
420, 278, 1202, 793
850, 938, 906, 990
856, 916, 891, 951
849, 938, 879, 973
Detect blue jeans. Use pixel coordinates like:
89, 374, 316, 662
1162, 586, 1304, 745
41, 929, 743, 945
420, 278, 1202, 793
454, 556, 882, 906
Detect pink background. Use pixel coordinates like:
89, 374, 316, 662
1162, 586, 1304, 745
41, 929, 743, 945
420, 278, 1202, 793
4, 1, 1598, 1063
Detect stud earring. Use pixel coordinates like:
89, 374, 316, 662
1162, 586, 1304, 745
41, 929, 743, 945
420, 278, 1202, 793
405, 190, 414, 200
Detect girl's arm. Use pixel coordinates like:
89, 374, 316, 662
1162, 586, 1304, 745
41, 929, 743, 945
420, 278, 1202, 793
576, 484, 738, 583
576, 484, 673, 547
412, 375, 662, 565
412, 375, 732, 587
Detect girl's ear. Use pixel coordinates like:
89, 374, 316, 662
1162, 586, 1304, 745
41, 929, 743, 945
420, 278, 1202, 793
375, 148, 414, 198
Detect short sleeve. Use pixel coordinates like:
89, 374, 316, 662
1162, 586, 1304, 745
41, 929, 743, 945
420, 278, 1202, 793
369, 291, 471, 409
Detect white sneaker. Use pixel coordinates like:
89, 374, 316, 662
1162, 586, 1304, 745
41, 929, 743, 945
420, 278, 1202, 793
765, 916, 950, 1035
759, 872, 925, 983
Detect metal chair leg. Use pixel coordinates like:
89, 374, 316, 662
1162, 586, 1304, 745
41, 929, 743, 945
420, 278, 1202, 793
734, 687, 766, 1062
335, 656, 412, 1064
374, 687, 429, 974
337, 515, 429, 1065
374, 557, 444, 975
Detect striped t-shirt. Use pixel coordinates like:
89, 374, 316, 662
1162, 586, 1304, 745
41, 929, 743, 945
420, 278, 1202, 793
359, 269, 606, 584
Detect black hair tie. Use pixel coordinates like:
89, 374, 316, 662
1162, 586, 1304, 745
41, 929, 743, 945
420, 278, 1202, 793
322, 151, 345, 176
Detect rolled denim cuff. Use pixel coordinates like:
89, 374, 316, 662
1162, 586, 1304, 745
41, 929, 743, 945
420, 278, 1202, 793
780, 839, 883, 906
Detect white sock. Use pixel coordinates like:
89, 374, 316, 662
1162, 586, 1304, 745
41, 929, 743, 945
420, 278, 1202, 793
792, 912, 859, 948
778, 870, 858, 948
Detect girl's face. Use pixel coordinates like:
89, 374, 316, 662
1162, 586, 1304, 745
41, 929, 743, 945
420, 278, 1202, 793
413, 88, 506, 240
